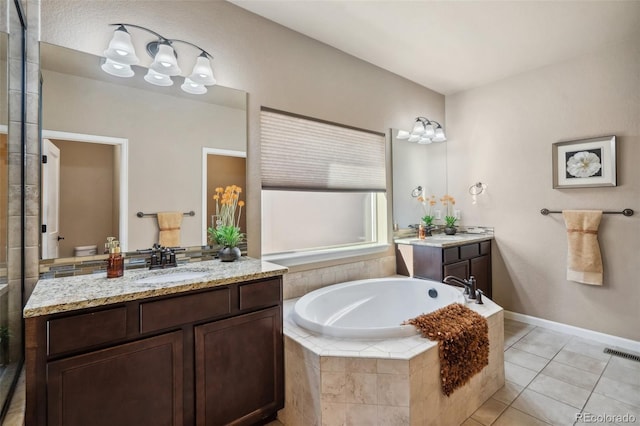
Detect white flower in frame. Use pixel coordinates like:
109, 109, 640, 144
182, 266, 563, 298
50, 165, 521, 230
566, 151, 602, 178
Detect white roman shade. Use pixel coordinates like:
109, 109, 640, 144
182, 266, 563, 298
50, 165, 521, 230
260, 107, 386, 192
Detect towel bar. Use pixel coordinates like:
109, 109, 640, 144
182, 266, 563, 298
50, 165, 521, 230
540, 208, 634, 217
137, 211, 196, 218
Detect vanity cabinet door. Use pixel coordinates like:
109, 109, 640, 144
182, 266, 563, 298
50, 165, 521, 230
443, 260, 469, 282
470, 254, 492, 298
46, 331, 183, 426
194, 306, 283, 426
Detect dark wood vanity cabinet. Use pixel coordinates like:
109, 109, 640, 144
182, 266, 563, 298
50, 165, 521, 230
26, 276, 284, 426
398, 240, 492, 298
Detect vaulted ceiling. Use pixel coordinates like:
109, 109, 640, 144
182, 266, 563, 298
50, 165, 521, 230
230, 1, 640, 95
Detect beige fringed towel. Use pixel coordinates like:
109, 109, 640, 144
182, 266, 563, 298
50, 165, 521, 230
157, 212, 183, 247
562, 210, 603, 285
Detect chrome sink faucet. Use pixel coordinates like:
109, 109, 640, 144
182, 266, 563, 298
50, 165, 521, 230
443, 275, 483, 304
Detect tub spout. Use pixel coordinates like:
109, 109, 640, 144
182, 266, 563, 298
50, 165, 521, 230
443, 275, 477, 300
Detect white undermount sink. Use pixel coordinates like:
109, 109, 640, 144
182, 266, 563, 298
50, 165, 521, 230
134, 271, 209, 285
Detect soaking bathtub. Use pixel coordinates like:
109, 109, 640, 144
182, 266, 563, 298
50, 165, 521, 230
292, 277, 465, 339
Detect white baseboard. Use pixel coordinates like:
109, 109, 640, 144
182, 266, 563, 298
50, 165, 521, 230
504, 310, 640, 354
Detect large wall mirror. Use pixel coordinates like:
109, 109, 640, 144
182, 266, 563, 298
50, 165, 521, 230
40, 43, 247, 259
391, 128, 447, 229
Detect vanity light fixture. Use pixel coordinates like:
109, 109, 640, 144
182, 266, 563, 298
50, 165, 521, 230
397, 117, 447, 144
102, 23, 216, 94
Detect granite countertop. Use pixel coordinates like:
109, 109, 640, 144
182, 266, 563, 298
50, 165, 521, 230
394, 233, 493, 248
24, 257, 288, 318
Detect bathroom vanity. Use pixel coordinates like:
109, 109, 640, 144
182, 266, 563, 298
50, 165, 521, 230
24, 258, 287, 426
395, 234, 493, 298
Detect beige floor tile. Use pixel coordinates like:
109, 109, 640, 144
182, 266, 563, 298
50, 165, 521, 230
470, 398, 507, 425
504, 347, 550, 372
552, 348, 608, 375
540, 360, 600, 391
267, 420, 285, 426
602, 358, 640, 387
492, 407, 551, 426
461, 418, 484, 426
512, 389, 580, 425
563, 337, 611, 362
583, 392, 640, 420
504, 361, 538, 387
511, 329, 570, 359
528, 374, 591, 409
593, 376, 640, 409
491, 381, 524, 405
608, 355, 640, 373
503, 320, 535, 335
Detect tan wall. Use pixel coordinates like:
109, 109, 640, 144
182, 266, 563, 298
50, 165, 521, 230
446, 39, 640, 340
39, 1, 445, 259
41, 69, 246, 251
51, 139, 115, 258
0, 134, 6, 263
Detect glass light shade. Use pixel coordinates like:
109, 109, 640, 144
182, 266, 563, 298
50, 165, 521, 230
407, 134, 420, 143
101, 58, 134, 78
150, 43, 181, 76
433, 127, 446, 142
181, 77, 207, 94
411, 120, 425, 135
418, 137, 432, 144
396, 130, 411, 140
423, 123, 435, 138
144, 68, 174, 86
104, 28, 139, 65
188, 55, 216, 86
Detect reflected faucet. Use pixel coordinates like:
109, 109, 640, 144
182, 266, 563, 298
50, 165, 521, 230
443, 275, 479, 302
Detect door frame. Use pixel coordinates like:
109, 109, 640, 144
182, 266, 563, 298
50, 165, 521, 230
41, 130, 129, 252
201, 147, 246, 246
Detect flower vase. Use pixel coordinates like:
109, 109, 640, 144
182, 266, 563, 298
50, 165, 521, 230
444, 226, 457, 235
218, 246, 241, 262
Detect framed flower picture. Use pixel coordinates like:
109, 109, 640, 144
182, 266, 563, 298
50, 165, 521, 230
552, 136, 616, 189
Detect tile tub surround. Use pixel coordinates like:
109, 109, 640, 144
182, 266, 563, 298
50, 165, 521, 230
23, 257, 287, 317
280, 297, 505, 425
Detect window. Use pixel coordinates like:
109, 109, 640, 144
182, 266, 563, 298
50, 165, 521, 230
260, 108, 387, 261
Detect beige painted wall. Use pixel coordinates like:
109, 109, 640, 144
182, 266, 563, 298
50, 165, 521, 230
39, 0, 445, 259
41, 68, 246, 251
52, 139, 115, 258
446, 39, 640, 340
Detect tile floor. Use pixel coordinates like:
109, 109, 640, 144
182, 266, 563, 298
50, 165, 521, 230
462, 319, 640, 426
270, 319, 640, 425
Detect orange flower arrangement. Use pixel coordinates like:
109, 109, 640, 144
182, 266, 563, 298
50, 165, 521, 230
213, 185, 244, 228
208, 185, 245, 248
417, 194, 437, 226
440, 194, 457, 227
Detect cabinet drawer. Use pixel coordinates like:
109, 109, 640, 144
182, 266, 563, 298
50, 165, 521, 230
140, 287, 231, 333
48, 307, 127, 356
239, 279, 281, 311
460, 243, 480, 260
443, 247, 459, 263
480, 241, 491, 255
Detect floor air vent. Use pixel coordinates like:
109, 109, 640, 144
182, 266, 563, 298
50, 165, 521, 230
604, 347, 640, 363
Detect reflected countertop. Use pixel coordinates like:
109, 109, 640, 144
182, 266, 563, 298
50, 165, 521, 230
24, 257, 288, 318
394, 232, 494, 248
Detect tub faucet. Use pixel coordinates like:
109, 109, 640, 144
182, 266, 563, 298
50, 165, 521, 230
443, 275, 478, 301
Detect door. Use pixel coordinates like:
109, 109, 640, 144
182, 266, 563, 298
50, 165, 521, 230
470, 255, 492, 298
47, 331, 183, 426
195, 306, 283, 426
41, 138, 61, 259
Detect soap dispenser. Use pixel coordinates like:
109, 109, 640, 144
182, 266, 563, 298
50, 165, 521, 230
106, 237, 124, 278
